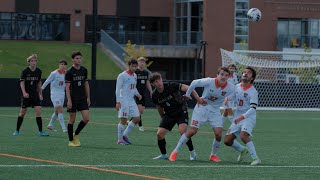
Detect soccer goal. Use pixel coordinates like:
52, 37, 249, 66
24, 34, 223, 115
220, 49, 320, 111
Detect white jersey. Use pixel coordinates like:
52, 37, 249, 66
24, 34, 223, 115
186, 78, 234, 109
41, 69, 66, 96
115, 70, 139, 104
228, 73, 238, 85
228, 83, 258, 119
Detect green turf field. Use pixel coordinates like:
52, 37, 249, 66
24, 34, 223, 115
0, 107, 319, 179
0, 41, 122, 79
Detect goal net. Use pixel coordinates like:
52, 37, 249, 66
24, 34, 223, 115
220, 49, 320, 111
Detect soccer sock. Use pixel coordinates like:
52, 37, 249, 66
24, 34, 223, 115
117, 123, 125, 141
158, 139, 166, 154
67, 124, 73, 141
57, 113, 66, 130
173, 133, 189, 152
36, 117, 43, 131
186, 138, 194, 151
75, 120, 87, 135
123, 121, 135, 137
246, 141, 258, 159
211, 140, 221, 156
138, 115, 142, 127
16, 116, 24, 131
231, 140, 245, 152
49, 113, 58, 126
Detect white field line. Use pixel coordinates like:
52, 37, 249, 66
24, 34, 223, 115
0, 164, 319, 168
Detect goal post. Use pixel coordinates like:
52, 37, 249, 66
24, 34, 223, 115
220, 49, 320, 111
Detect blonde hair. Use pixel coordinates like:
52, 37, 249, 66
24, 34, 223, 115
137, 57, 147, 61
27, 54, 38, 62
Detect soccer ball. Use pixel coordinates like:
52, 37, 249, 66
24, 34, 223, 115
247, 8, 262, 22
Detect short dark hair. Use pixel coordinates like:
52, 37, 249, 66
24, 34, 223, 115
71, 51, 82, 59
149, 72, 162, 84
128, 59, 138, 66
58, 59, 67, 65
227, 63, 236, 69
245, 66, 256, 83
217, 67, 231, 75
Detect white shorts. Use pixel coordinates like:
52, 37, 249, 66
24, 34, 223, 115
226, 117, 256, 137
51, 95, 65, 108
118, 102, 140, 119
190, 105, 223, 129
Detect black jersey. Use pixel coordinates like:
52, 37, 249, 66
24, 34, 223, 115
20, 67, 42, 96
65, 66, 88, 101
135, 68, 149, 94
152, 82, 187, 116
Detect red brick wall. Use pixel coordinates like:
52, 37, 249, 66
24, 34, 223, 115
0, 0, 14, 12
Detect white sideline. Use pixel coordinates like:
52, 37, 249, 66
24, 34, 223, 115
0, 164, 319, 168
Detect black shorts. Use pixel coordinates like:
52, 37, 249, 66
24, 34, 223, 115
135, 96, 146, 106
21, 96, 41, 108
159, 110, 189, 131
67, 99, 89, 112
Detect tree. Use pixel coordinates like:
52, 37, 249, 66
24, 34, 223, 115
123, 40, 153, 67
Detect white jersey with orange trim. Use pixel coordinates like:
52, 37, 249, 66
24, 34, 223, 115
228, 83, 258, 119
115, 70, 139, 104
42, 69, 66, 96
228, 73, 238, 85
186, 77, 234, 109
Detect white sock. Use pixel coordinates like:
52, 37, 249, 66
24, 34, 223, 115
123, 121, 135, 137
211, 140, 221, 156
246, 141, 258, 159
49, 113, 57, 126
173, 133, 189, 152
117, 123, 125, 141
57, 113, 66, 131
231, 140, 245, 152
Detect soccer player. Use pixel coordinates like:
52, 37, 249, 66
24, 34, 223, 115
169, 67, 234, 162
129, 57, 152, 131
223, 66, 261, 166
13, 54, 49, 136
150, 72, 204, 160
41, 60, 68, 133
65, 51, 90, 147
222, 63, 239, 124
115, 59, 142, 145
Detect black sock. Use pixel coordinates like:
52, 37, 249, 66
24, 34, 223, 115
129, 117, 133, 122
16, 116, 24, 131
138, 115, 142, 127
68, 124, 73, 141
75, 120, 87, 135
186, 138, 194, 151
158, 139, 166, 154
36, 117, 43, 131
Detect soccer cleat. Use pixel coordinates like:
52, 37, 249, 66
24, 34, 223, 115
123, 136, 132, 144
73, 133, 81, 146
237, 147, 249, 162
153, 154, 168, 160
139, 126, 145, 132
209, 155, 221, 162
68, 140, 80, 147
250, 158, 261, 166
117, 139, 129, 145
47, 125, 57, 132
190, 150, 197, 161
169, 151, 178, 161
39, 131, 49, 136
13, 131, 20, 136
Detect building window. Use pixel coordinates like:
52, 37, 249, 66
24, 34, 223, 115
277, 19, 320, 49
174, 0, 203, 46
0, 13, 70, 41
234, 0, 249, 50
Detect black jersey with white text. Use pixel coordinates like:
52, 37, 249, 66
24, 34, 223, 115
135, 69, 149, 94
65, 66, 88, 101
20, 67, 42, 96
152, 82, 187, 116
